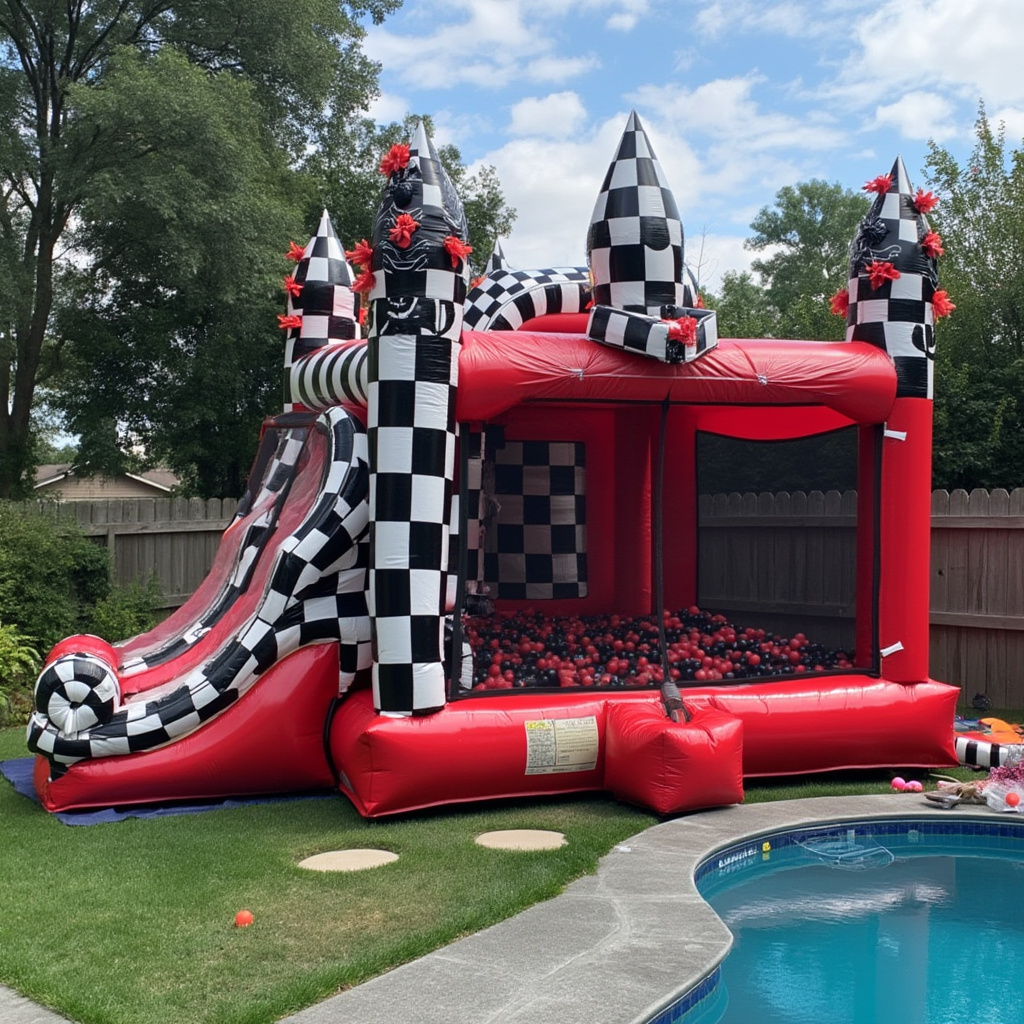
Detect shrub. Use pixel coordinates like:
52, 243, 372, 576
87, 576, 162, 642
0, 501, 113, 648
0, 621, 41, 727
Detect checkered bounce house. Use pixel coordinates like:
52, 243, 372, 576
28, 115, 959, 817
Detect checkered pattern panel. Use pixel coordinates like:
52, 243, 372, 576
291, 340, 369, 411
845, 156, 938, 399
367, 122, 468, 716
28, 408, 372, 768
463, 267, 591, 330
587, 305, 717, 364
284, 210, 359, 411
483, 441, 587, 601
463, 429, 485, 594
587, 110, 685, 317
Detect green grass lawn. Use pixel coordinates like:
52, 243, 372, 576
0, 708, 1010, 1024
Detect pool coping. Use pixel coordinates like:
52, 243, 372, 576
279, 795, 1024, 1024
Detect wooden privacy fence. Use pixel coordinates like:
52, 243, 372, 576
62, 497, 238, 612
57, 488, 1024, 705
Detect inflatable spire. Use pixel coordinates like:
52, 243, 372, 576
845, 157, 940, 399
586, 111, 716, 363
283, 210, 358, 411
484, 238, 510, 275
366, 122, 470, 715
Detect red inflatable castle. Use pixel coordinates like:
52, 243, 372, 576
27, 115, 958, 817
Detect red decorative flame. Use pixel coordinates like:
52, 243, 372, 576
358, 306, 367, 327
443, 235, 473, 269
345, 239, 374, 269
379, 144, 410, 177
470, 275, 486, 290
286, 241, 306, 262
933, 290, 956, 318
664, 316, 698, 345
865, 260, 901, 290
695, 293, 706, 310
829, 288, 850, 317
353, 268, 376, 294
277, 314, 302, 330
283, 274, 303, 298
913, 189, 939, 214
388, 213, 420, 249
864, 173, 893, 195
921, 231, 945, 258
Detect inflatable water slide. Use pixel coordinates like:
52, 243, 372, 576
27, 115, 959, 817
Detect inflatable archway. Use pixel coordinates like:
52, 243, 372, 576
27, 115, 958, 817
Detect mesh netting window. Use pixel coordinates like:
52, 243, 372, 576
696, 427, 863, 669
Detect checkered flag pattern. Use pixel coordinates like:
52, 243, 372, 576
587, 110, 685, 317
28, 408, 372, 768
845, 156, 938, 400
463, 266, 591, 330
284, 210, 358, 411
587, 305, 718, 364
483, 441, 587, 600
34, 655, 120, 734
290, 340, 369, 411
367, 122, 468, 716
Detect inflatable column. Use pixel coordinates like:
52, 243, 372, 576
282, 210, 359, 411
845, 156, 946, 683
366, 124, 470, 715
585, 110, 716, 363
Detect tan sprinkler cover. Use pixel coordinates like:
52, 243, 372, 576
298, 849, 399, 872
475, 830, 566, 851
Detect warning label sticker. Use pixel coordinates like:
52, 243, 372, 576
524, 716, 599, 775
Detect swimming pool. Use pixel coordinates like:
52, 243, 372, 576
674, 819, 1024, 1024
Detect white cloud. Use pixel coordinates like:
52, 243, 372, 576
508, 92, 588, 138
840, 0, 1024, 108
604, 0, 648, 30
366, 91, 410, 124
630, 77, 845, 154
992, 107, 1024, 145
364, 0, 598, 91
871, 91, 957, 141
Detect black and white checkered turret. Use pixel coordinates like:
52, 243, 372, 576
587, 110, 684, 315
585, 111, 716, 364
845, 157, 939, 400
27, 408, 371, 768
283, 211, 359, 411
484, 239, 510, 275
366, 122, 469, 716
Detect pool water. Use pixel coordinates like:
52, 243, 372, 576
695, 826, 1024, 1024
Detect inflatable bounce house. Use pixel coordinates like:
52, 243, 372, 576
27, 114, 959, 817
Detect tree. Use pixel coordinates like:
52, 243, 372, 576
925, 106, 1024, 490
0, 0, 397, 498
703, 271, 779, 339
746, 180, 869, 340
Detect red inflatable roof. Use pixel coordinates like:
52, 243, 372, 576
456, 332, 898, 425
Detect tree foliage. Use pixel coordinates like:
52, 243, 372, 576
0, 0, 398, 498
708, 181, 867, 342
925, 107, 1024, 490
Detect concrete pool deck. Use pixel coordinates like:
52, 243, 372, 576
3, 795, 1015, 1024
279, 795, 1012, 1024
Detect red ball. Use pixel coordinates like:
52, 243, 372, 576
235, 910, 254, 928
1006, 792, 1021, 808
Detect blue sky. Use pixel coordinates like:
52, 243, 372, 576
361, 0, 1024, 290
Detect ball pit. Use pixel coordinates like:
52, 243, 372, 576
464, 605, 853, 691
